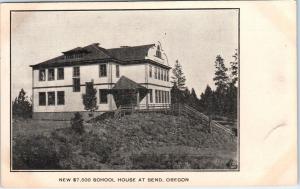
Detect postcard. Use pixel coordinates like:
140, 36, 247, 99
0, 1, 297, 187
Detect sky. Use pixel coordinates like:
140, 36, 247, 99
11, 10, 238, 99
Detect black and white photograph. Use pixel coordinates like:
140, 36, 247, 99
11, 9, 239, 171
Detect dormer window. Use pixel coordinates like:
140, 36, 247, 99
65, 53, 83, 59
156, 45, 162, 59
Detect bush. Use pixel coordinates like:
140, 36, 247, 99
71, 112, 84, 134
13, 135, 61, 169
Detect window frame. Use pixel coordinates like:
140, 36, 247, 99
48, 68, 55, 81
99, 64, 107, 77
158, 68, 161, 80
149, 89, 153, 103
57, 67, 64, 80
149, 65, 152, 78
47, 91, 55, 106
73, 78, 81, 92
73, 66, 80, 77
57, 91, 65, 105
166, 71, 169, 82
39, 92, 46, 106
116, 65, 120, 78
99, 89, 108, 104
39, 69, 46, 81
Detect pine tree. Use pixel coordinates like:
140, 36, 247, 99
213, 55, 229, 93
171, 60, 186, 90
190, 88, 197, 99
230, 49, 239, 86
82, 81, 98, 116
200, 85, 215, 115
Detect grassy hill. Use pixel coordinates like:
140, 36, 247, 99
12, 112, 237, 170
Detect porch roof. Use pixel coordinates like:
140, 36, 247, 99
112, 76, 147, 90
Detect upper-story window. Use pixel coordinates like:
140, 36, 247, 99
154, 67, 157, 79
57, 68, 64, 80
166, 71, 169, 81
161, 69, 164, 81
99, 64, 107, 77
73, 67, 80, 77
116, 65, 120, 78
39, 69, 46, 81
156, 45, 162, 59
158, 68, 161, 80
48, 68, 55, 81
149, 65, 152, 78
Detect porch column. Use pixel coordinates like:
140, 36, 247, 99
136, 90, 140, 109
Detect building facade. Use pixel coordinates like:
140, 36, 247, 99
31, 42, 172, 120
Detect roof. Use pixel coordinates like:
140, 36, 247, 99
112, 76, 147, 90
107, 44, 155, 61
31, 43, 171, 69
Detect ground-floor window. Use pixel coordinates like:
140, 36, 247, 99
99, 89, 108, 104
73, 78, 80, 92
149, 89, 153, 103
47, 92, 55, 106
39, 92, 46, 106
57, 91, 65, 105
154, 90, 170, 104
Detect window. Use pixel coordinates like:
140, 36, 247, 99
57, 91, 65, 105
149, 65, 152, 78
162, 91, 165, 103
158, 68, 161, 80
57, 68, 64, 80
167, 91, 170, 103
73, 67, 80, 77
161, 69, 163, 80
154, 67, 157, 79
39, 69, 46, 81
99, 89, 108, 104
166, 71, 169, 82
158, 90, 161, 103
39, 92, 46, 106
48, 69, 55, 81
156, 45, 162, 58
116, 65, 120, 78
99, 64, 107, 77
164, 70, 167, 81
149, 89, 153, 103
47, 92, 55, 106
155, 90, 158, 103
73, 78, 80, 92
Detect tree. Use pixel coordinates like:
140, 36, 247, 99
199, 85, 215, 115
171, 60, 186, 90
82, 81, 98, 116
213, 55, 229, 93
229, 49, 239, 86
12, 88, 32, 118
190, 88, 197, 99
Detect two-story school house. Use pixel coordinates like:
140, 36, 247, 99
30, 42, 172, 120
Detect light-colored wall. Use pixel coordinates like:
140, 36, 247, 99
33, 85, 117, 112
34, 63, 113, 88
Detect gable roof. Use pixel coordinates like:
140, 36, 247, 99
30, 43, 168, 69
112, 76, 147, 90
